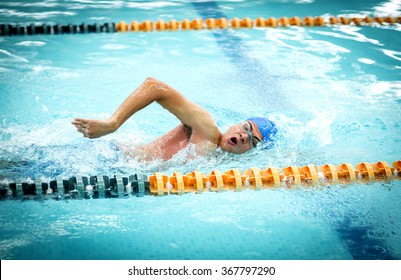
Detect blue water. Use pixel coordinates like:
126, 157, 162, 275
1, 183, 400, 260
0, 0, 401, 260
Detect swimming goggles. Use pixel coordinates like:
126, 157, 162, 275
240, 121, 261, 149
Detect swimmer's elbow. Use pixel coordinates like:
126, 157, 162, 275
144, 77, 173, 101
144, 76, 159, 85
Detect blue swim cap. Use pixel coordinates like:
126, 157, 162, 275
247, 117, 277, 143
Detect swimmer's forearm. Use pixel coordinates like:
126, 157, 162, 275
110, 77, 181, 129
73, 78, 175, 138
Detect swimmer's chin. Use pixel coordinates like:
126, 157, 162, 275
219, 142, 243, 154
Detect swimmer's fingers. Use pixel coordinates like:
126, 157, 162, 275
72, 118, 90, 137
72, 118, 91, 131
72, 118, 89, 127
72, 118, 115, 138
74, 124, 89, 137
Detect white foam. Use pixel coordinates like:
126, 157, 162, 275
373, 0, 401, 16
306, 110, 335, 147
15, 41, 46, 47
100, 44, 129, 50
358, 58, 376, 64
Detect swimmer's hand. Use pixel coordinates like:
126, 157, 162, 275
72, 118, 117, 139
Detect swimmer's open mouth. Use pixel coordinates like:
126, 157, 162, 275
230, 137, 238, 145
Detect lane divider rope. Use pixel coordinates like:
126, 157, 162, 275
1, 160, 400, 199
1, 16, 400, 36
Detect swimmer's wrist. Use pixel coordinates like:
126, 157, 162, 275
108, 117, 120, 132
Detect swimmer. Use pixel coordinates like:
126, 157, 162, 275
72, 77, 277, 160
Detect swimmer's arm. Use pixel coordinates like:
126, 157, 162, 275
73, 77, 217, 140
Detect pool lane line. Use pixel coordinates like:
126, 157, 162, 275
1, 16, 400, 36
0, 22, 115, 36
101, 15, 401, 31
1, 160, 399, 199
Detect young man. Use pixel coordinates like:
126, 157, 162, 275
72, 77, 277, 161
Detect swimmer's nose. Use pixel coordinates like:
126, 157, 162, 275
239, 134, 247, 144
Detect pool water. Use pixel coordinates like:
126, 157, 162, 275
1, 183, 400, 260
0, 0, 401, 260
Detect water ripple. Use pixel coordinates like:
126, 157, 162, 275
313, 27, 382, 45
0, 8, 75, 19
373, 0, 401, 16
0, 49, 28, 63
382, 49, 401, 62
15, 41, 46, 47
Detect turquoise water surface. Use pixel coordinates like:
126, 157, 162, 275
0, 0, 401, 260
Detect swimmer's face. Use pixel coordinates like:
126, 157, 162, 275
220, 121, 263, 154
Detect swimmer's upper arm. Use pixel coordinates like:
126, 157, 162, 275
151, 78, 218, 140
